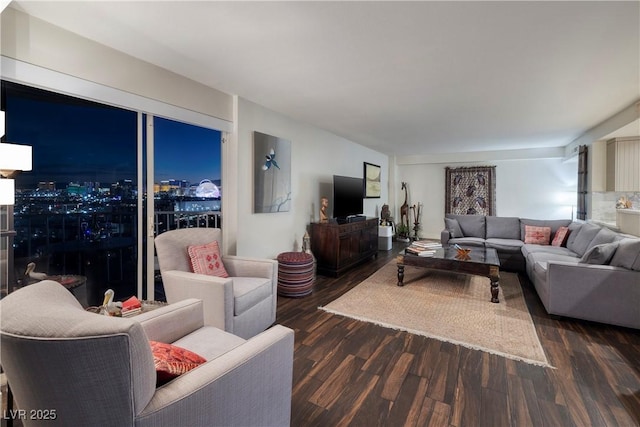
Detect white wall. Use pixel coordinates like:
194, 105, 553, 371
397, 157, 578, 239
1, 8, 232, 124
234, 98, 389, 258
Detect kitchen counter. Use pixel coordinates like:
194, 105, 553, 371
617, 209, 640, 215
617, 209, 640, 236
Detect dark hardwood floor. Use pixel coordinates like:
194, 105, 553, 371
277, 242, 640, 427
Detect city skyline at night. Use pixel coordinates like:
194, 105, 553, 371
2, 80, 223, 304
3, 81, 222, 190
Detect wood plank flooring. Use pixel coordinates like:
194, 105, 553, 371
278, 242, 640, 426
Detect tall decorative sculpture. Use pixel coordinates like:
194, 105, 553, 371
410, 203, 422, 240
398, 182, 409, 238
320, 196, 329, 222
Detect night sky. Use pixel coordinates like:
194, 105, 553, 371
3, 82, 222, 189
154, 117, 222, 185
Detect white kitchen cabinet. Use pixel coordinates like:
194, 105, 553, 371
606, 137, 640, 192
617, 209, 640, 237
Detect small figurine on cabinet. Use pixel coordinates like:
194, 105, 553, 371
380, 204, 393, 226
302, 231, 312, 253
320, 196, 329, 222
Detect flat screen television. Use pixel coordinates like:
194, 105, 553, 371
333, 175, 364, 220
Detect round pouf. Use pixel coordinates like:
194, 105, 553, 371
277, 252, 315, 297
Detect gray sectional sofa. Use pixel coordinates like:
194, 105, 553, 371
441, 214, 640, 329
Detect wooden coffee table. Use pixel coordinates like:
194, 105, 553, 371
397, 245, 501, 303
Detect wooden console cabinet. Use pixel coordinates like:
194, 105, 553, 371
310, 218, 378, 276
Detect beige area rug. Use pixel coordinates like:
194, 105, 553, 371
321, 261, 552, 367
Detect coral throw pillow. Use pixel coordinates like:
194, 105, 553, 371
188, 240, 229, 278
551, 226, 570, 247
524, 225, 551, 245
149, 341, 206, 386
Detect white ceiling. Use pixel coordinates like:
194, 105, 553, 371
9, 1, 640, 156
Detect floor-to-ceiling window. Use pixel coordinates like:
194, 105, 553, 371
1, 81, 222, 305
153, 117, 222, 233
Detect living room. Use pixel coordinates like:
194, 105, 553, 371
2, 3, 639, 258
1, 2, 639, 426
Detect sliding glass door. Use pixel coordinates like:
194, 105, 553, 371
2, 81, 222, 304
3, 81, 138, 305
148, 117, 222, 300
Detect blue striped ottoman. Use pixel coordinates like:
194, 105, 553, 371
277, 252, 314, 297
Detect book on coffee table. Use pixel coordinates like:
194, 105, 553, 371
405, 242, 440, 256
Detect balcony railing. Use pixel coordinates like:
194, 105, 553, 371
154, 210, 222, 235
6, 209, 221, 305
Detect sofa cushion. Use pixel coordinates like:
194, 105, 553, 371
233, 277, 273, 316
551, 226, 570, 247
609, 238, 640, 271
486, 216, 520, 239
444, 217, 464, 238
485, 238, 523, 253
545, 219, 574, 234
566, 223, 601, 256
585, 227, 619, 252
521, 244, 578, 259
448, 237, 486, 248
172, 326, 245, 361
565, 222, 584, 249
524, 225, 551, 245
579, 242, 619, 265
447, 214, 486, 238
526, 251, 580, 267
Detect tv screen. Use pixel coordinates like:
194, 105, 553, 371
333, 175, 364, 219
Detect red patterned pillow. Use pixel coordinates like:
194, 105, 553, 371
187, 240, 229, 278
150, 341, 206, 386
551, 226, 570, 247
524, 225, 551, 245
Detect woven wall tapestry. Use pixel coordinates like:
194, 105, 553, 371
445, 166, 496, 215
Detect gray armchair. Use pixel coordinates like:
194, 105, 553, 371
154, 228, 278, 339
0, 280, 294, 427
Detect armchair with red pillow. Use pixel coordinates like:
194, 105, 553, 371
155, 228, 278, 339
0, 280, 294, 427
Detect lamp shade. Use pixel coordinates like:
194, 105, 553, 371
0, 143, 32, 173
0, 178, 15, 205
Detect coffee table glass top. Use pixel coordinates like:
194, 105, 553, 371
402, 245, 500, 266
